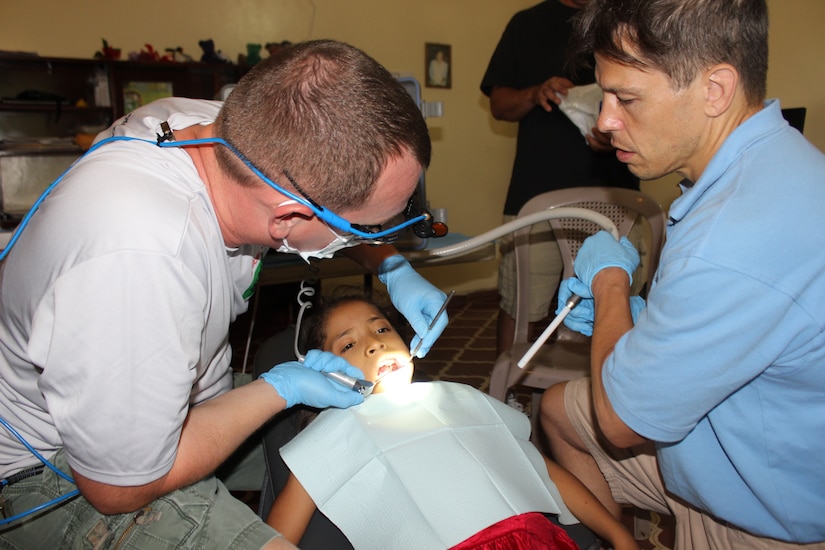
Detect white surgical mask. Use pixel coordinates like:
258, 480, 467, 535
275, 201, 359, 262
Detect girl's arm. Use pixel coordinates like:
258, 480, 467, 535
266, 472, 317, 545
544, 457, 640, 550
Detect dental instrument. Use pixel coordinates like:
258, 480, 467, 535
324, 371, 375, 396
409, 289, 455, 359
517, 293, 582, 368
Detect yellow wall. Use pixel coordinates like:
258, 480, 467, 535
2, 0, 823, 292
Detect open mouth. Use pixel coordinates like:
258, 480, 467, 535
377, 357, 407, 378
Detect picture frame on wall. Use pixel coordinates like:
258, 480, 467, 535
123, 81, 174, 114
425, 43, 451, 89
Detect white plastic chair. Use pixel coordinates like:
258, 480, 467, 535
488, 187, 666, 403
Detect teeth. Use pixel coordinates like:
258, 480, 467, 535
377, 359, 403, 376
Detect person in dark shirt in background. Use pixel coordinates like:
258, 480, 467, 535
481, 0, 638, 356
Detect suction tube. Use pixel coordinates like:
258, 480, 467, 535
423, 207, 619, 260
421, 206, 619, 370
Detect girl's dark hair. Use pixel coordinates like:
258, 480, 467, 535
294, 286, 408, 431
298, 286, 408, 355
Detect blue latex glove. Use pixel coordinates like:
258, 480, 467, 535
557, 277, 595, 336
259, 349, 365, 408
573, 231, 640, 293
557, 277, 646, 336
378, 254, 448, 357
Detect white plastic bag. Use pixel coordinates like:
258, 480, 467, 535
558, 83, 603, 142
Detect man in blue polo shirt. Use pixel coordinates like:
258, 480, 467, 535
540, 0, 825, 548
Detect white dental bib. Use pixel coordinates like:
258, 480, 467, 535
280, 381, 577, 550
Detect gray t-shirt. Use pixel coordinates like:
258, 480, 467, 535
0, 98, 264, 484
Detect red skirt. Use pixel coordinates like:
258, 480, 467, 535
449, 512, 579, 550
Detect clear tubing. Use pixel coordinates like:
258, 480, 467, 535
421, 206, 619, 371
423, 207, 619, 260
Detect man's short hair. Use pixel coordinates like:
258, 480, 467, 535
215, 40, 431, 211
571, 0, 768, 106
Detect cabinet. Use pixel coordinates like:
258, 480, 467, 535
108, 61, 237, 118
0, 54, 238, 224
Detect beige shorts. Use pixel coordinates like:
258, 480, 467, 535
0, 449, 280, 549
564, 377, 825, 550
498, 215, 563, 322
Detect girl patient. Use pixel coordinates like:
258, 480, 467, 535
265, 293, 637, 550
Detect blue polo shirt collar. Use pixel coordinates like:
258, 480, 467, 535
667, 99, 784, 226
